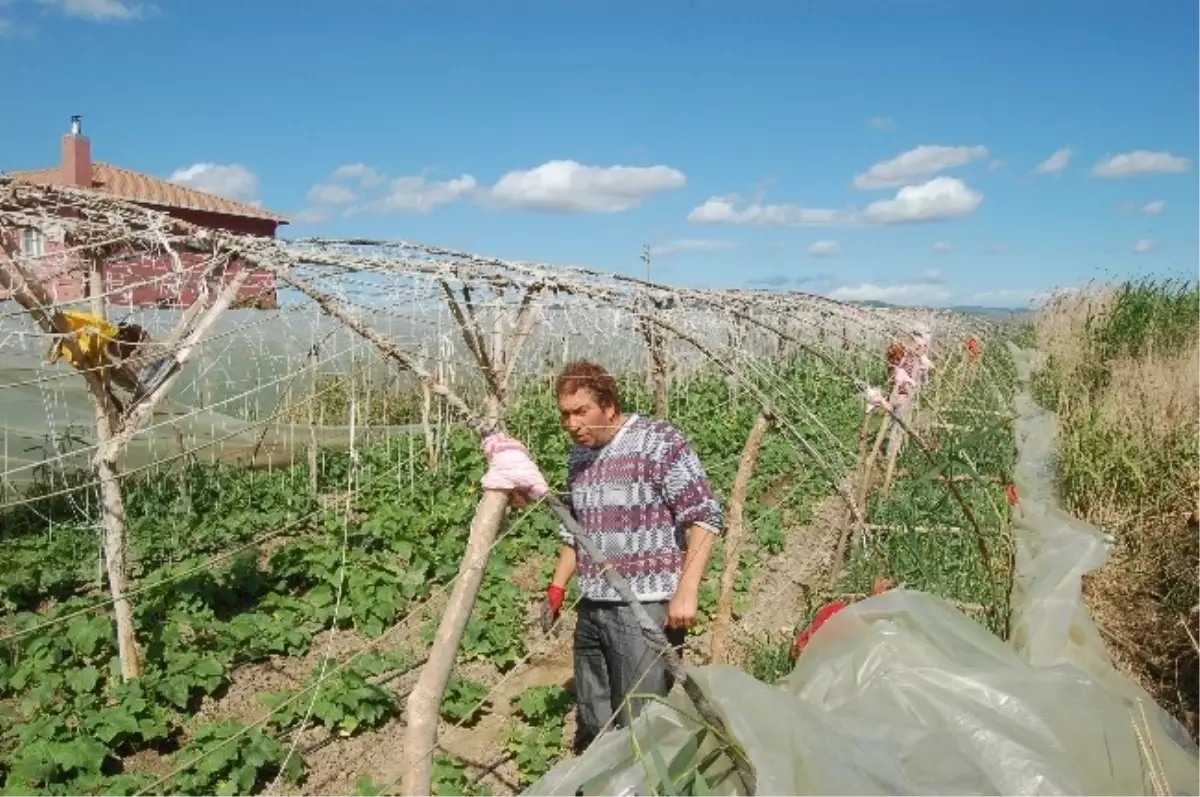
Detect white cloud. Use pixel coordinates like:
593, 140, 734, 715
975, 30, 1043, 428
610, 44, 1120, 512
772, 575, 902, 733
988, 159, 1006, 172
806, 240, 840, 257
370, 173, 478, 214
690, 176, 983, 228
306, 183, 357, 205
822, 268, 950, 305
687, 196, 856, 227
862, 177, 983, 224
853, 145, 989, 190
1034, 148, 1073, 174
932, 241, 952, 252
985, 242, 1008, 254
168, 163, 259, 202
1092, 150, 1191, 177
1142, 200, 1166, 215
868, 117, 896, 130
330, 162, 384, 188
291, 207, 331, 224
293, 163, 383, 224
829, 281, 951, 305
1133, 238, 1156, 254
648, 239, 740, 258
483, 160, 685, 213
303, 158, 685, 219
42, 0, 153, 20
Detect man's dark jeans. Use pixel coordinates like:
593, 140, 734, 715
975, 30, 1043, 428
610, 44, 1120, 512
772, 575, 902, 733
572, 598, 686, 754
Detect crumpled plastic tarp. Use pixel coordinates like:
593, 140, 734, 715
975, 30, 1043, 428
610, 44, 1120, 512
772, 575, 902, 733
524, 344, 1199, 796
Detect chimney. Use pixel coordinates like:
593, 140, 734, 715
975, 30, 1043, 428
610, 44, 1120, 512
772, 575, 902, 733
61, 115, 92, 187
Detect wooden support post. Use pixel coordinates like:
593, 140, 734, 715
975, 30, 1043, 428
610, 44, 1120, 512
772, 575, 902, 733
401, 489, 508, 796
640, 297, 669, 418
94, 432, 141, 678
77, 248, 143, 676
485, 307, 503, 426
307, 344, 319, 495
421, 380, 437, 472
709, 411, 771, 665
882, 402, 911, 495
87, 251, 105, 319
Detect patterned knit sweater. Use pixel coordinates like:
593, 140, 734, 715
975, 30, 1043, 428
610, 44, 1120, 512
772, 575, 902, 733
558, 415, 724, 603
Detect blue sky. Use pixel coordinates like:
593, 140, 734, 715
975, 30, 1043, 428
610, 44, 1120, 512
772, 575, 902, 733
2, 0, 1196, 307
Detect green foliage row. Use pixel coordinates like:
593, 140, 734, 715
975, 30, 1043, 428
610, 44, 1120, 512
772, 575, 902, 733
838, 342, 1020, 638
731, 343, 1023, 689
1, 357, 865, 795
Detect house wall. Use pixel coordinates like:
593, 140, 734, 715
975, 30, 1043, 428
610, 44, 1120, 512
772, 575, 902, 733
3, 208, 281, 310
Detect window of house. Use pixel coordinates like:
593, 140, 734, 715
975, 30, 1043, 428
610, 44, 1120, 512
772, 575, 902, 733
19, 228, 46, 258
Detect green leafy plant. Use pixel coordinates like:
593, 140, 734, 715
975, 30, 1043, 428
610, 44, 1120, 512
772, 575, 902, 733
504, 685, 574, 785
439, 676, 490, 726
262, 652, 405, 736
171, 721, 303, 796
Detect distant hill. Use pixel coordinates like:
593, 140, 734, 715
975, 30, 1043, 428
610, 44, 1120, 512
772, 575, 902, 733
849, 299, 1032, 319
947, 304, 1033, 319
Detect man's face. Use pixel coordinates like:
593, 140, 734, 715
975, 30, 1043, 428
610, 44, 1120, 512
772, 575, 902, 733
557, 388, 619, 448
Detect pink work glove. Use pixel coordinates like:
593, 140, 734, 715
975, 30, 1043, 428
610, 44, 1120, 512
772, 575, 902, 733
481, 433, 550, 499
864, 386, 889, 414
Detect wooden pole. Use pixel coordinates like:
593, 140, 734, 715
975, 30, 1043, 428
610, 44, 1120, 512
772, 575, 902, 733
401, 489, 508, 796
709, 411, 770, 665
94, 431, 141, 678
87, 251, 105, 319
421, 379, 437, 472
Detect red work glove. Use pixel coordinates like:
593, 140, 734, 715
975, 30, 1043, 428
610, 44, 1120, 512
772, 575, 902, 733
540, 585, 566, 633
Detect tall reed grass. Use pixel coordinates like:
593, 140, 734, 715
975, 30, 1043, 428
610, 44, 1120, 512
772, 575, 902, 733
1033, 278, 1199, 737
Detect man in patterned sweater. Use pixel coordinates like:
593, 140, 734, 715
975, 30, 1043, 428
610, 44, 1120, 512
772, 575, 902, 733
541, 360, 725, 753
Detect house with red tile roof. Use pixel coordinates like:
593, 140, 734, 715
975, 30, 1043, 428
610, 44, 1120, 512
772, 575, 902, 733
4, 116, 287, 309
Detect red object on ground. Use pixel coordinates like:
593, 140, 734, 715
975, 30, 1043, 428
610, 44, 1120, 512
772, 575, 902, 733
966, 337, 982, 362
790, 600, 849, 659
791, 578, 893, 659
1006, 484, 1019, 505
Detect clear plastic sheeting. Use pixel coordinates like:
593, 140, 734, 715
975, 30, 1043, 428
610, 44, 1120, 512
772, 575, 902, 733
524, 344, 1199, 796
0, 303, 422, 489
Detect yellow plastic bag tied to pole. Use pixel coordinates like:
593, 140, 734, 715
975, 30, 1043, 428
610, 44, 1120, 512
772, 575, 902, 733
46, 310, 119, 371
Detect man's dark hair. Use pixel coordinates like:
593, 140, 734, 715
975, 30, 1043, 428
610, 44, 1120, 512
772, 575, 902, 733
555, 360, 621, 412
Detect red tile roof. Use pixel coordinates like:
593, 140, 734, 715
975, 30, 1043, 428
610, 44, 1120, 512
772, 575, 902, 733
9, 162, 288, 224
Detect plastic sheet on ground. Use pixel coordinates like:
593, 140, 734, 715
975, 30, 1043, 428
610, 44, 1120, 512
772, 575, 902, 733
524, 344, 1199, 796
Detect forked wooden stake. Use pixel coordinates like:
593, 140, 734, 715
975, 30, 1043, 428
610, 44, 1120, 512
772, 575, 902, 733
709, 411, 771, 665
0, 240, 248, 680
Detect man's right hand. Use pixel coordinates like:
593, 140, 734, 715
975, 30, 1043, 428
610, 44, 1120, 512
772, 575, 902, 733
540, 584, 566, 633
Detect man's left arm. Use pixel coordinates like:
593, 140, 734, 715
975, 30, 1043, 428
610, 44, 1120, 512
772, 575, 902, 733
660, 436, 725, 628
